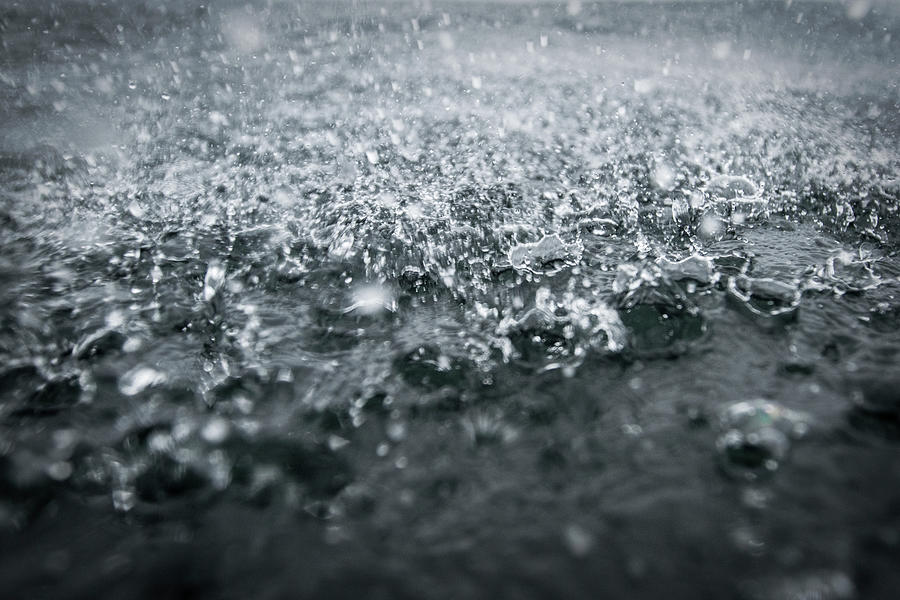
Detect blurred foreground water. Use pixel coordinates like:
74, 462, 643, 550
1, 1, 899, 598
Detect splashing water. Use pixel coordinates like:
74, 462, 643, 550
1, 0, 899, 598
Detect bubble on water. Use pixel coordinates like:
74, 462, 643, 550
716, 399, 811, 481
119, 366, 167, 396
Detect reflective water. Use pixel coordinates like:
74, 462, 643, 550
1, 1, 899, 598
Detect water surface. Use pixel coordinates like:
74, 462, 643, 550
1, 1, 899, 598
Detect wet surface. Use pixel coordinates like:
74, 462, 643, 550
1, 0, 899, 598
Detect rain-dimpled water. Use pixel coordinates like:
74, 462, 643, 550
1, 1, 899, 598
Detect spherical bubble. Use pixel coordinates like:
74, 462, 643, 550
716, 399, 811, 481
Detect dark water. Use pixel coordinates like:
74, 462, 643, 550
1, 0, 899, 598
